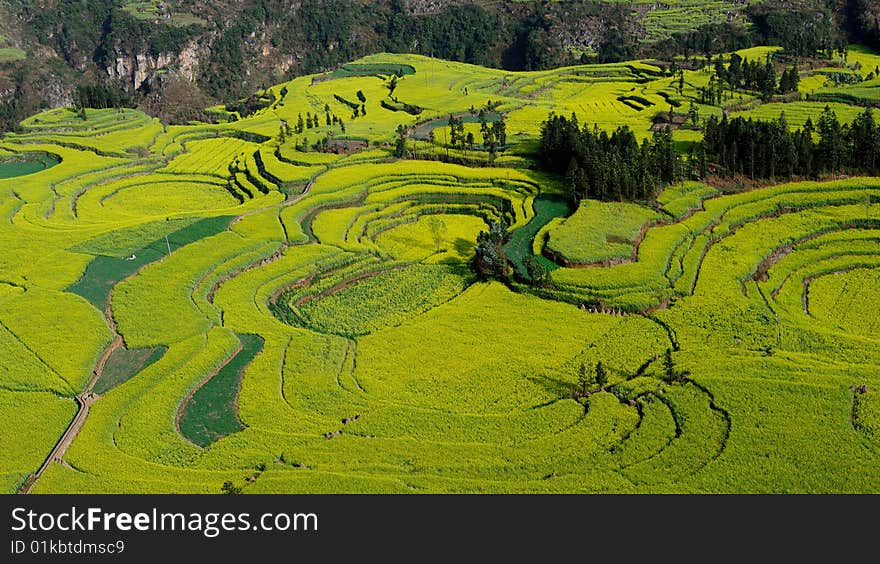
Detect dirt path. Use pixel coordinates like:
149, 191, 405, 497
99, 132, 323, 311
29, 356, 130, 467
20, 326, 123, 494
22, 183, 316, 493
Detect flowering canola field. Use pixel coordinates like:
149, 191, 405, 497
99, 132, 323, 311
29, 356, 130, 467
1, 53, 879, 493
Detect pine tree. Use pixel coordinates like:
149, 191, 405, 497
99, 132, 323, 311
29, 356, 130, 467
472, 220, 510, 279
817, 105, 843, 173
492, 118, 507, 146
728, 53, 742, 91
778, 66, 799, 94
577, 363, 590, 398
393, 124, 407, 158
850, 107, 878, 173
595, 362, 607, 390
688, 101, 699, 127
759, 60, 777, 101
448, 115, 459, 148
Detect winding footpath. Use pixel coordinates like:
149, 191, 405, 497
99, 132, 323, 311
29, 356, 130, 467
19, 183, 317, 494
19, 307, 123, 494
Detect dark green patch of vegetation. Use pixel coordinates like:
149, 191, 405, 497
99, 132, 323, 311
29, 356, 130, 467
446, 109, 507, 159
178, 333, 264, 448
649, 6, 836, 61
329, 63, 415, 78
381, 98, 423, 116
68, 215, 233, 311
505, 195, 572, 280
74, 84, 132, 110
29, 1, 199, 72
224, 91, 275, 119
617, 95, 655, 111
647, 22, 753, 60
749, 4, 835, 57
412, 111, 501, 141
702, 106, 880, 178
93, 346, 166, 395
538, 113, 681, 204
473, 219, 511, 279
71, 217, 197, 258
0, 152, 59, 179
699, 53, 799, 104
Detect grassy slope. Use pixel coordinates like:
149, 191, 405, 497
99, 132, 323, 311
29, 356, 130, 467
545, 200, 660, 264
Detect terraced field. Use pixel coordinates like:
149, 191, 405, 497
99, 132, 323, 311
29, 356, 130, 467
2, 51, 880, 494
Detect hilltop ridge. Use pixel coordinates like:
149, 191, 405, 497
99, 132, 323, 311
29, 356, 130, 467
1, 0, 876, 129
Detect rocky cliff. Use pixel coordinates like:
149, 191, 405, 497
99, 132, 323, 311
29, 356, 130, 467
107, 39, 205, 91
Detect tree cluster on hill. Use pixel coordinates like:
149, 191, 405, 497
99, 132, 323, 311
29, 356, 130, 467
73, 84, 131, 110
394, 124, 408, 158
571, 361, 608, 401
718, 55, 771, 93
699, 54, 799, 104
538, 106, 880, 195
473, 219, 511, 279
538, 113, 682, 203
479, 109, 507, 158
447, 115, 468, 150
701, 107, 880, 178
446, 109, 507, 160
593, 5, 639, 64
293, 106, 343, 135
29, 1, 198, 73
849, 0, 880, 50
649, 4, 837, 60
225, 93, 274, 118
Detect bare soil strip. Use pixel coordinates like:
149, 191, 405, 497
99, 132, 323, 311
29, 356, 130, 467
19, 324, 123, 494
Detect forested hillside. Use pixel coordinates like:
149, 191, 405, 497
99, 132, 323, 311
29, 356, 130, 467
2, 0, 880, 130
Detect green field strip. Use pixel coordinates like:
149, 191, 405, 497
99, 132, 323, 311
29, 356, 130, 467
178, 333, 265, 447
93, 346, 167, 395
0, 152, 60, 179
506, 194, 572, 278
68, 215, 233, 311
